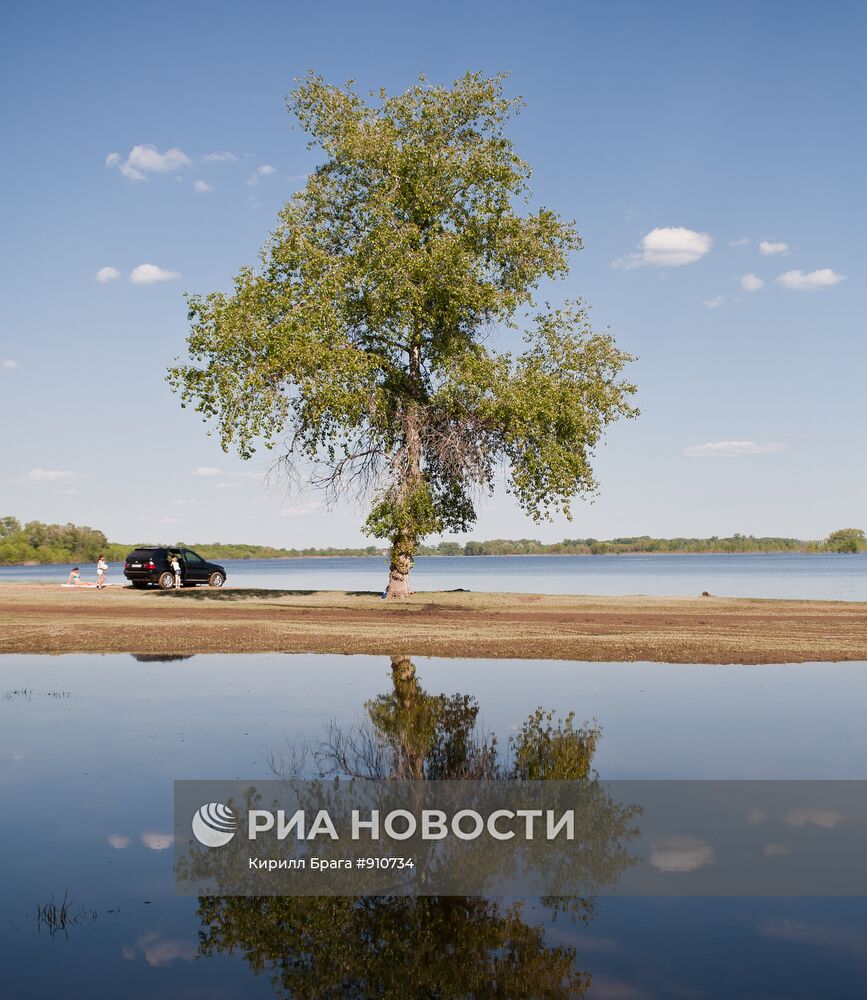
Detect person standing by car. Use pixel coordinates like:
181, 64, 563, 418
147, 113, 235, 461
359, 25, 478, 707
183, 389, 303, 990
123, 546, 226, 589
96, 554, 108, 589
170, 552, 182, 590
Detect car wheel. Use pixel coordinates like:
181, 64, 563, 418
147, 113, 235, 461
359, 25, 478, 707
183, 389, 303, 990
158, 572, 175, 590
208, 572, 225, 588
132, 581, 148, 589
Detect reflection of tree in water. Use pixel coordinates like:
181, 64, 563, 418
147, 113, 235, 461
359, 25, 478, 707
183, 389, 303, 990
328, 655, 600, 783
131, 653, 196, 663
196, 655, 623, 999
198, 894, 589, 998
338, 655, 497, 780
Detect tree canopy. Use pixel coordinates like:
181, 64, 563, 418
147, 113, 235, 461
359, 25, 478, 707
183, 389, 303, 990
0, 517, 121, 565
825, 528, 866, 553
168, 71, 638, 594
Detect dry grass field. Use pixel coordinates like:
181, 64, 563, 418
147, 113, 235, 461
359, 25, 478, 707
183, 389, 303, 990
1, 583, 865, 663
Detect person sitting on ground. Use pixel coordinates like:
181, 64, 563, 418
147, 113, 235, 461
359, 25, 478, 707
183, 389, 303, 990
65, 567, 95, 587
96, 554, 109, 590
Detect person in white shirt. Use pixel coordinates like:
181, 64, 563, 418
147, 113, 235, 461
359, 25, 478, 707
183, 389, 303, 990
96, 555, 108, 589
170, 553, 182, 590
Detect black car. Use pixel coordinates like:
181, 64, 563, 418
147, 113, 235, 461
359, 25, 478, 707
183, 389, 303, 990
123, 547, 227, 590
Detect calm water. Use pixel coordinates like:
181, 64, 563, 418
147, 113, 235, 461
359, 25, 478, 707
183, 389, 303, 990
1, 652, 866, 998
2, 551, 866, 600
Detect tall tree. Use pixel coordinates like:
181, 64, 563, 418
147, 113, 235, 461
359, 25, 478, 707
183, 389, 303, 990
169, 72, 638, 595
825, 527, 866, 553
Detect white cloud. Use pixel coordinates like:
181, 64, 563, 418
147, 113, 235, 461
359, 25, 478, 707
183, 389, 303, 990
703, 296, 724, 309
202, 151, 237, 163
784, 807, 845, 829
1, 359, 17, 369
107, 834, 130, 849
173, 498, 198, 505
106, 144, 192, 182
95, 266, 121, 283
759, 919, 867, 958
125, 932, 197, 967
614, 227, 713, 268
129, 264, 181, 284
215, 482, 242, 489
247, 163, 276, 186
759, 240, 788, 255
729, 237, 750, 247
685, 440, 788, 458
193, 466, 222, 477
740, 273, 764, 292
141, 831, 174, 850
777, 268, 845, 290
20, 468, 78, 483
650, 835, 714, 873
193, 179, 213, 193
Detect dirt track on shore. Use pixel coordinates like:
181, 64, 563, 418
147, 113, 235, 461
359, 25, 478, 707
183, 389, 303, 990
1, 584, 865, 663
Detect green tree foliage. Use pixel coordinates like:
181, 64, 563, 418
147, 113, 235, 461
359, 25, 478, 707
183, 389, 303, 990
197, 894, 590, 1000
338, 656, 604, 786
364, 655, 497, 780
0, 518, 125, 565
428, 534, 829, 556
511, 708, 599, 781
168, 72, 638, 595
825, 528, 867, 553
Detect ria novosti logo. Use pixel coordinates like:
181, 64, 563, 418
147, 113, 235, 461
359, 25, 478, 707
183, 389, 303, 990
192, 802, 237, 847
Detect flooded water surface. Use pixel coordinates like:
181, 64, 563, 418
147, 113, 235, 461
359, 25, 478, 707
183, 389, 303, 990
1, 652, 866, 998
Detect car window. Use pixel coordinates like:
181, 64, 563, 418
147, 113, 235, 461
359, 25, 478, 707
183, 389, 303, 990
182, 549, 204, 563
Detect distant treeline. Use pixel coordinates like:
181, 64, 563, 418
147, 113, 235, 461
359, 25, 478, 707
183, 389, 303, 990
0, 518, 384, 564
421, 530, 867, 556
419, 535, 827, 556
189, 543, 383, 560
0, 517, 128, 565
1, 517, 864, 565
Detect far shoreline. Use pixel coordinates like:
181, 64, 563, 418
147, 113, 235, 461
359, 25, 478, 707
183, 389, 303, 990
1, 548, 853, 568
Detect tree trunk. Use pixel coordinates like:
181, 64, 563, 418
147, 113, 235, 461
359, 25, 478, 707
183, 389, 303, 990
387, 530, 415, 597
385, 337, 422, 599
389, 655, 425, 778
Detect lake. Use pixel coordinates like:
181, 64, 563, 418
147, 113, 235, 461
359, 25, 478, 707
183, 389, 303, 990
2, 551, 866, 600
1, 651, 866, 997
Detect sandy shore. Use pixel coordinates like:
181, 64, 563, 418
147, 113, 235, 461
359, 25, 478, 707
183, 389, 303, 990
1, 583, 865, 663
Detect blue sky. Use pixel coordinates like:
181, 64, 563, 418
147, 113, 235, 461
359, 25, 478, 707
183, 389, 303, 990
1, 0, 864, 546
